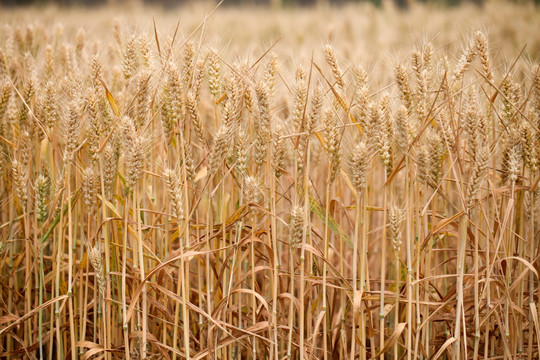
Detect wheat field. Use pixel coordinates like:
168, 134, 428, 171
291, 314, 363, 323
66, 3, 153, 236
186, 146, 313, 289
0, 1, 539, 359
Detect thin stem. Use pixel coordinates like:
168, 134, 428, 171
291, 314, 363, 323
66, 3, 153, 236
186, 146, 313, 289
379, 175, 388, 360
322, 164, 332, 360
350, 194, 361, 360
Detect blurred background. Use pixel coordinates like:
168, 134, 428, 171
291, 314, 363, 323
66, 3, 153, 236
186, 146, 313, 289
2, 0, 538, 8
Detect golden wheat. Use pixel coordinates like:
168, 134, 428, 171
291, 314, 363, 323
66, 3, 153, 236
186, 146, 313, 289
0, 2, 539, 360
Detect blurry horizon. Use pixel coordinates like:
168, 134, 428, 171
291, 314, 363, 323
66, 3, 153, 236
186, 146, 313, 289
2, 0, 527, 9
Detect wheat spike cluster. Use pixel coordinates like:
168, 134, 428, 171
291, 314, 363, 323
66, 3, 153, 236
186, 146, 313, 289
0, 2, 539, 359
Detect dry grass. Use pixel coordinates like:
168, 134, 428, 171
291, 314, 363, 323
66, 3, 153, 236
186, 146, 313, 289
0, 2, 539, 359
